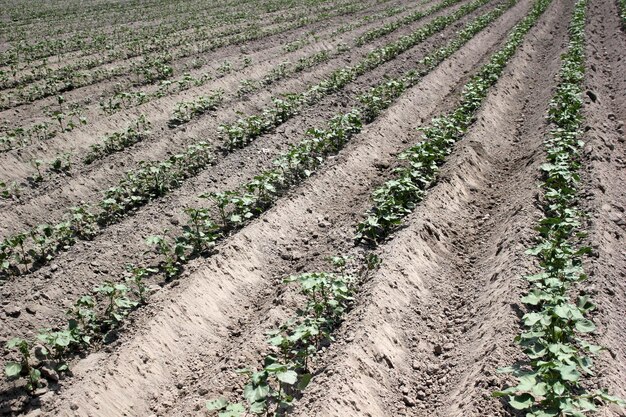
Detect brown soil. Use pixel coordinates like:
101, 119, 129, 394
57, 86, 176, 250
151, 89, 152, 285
1, 0, 624, 415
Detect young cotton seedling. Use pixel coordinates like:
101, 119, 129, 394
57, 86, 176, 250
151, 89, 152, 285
94, 281, 137, 326
182, 207, 220, 255
145, 233, 189, 279
4, 338, 41, 391
49, 152, 72, 174
125, 264, 157, 304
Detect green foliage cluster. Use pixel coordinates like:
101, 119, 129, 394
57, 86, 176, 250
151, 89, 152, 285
168, 91, 224, 127
494, 1, 625, 414
84, 115, 151, 164
207, 257, 374, 417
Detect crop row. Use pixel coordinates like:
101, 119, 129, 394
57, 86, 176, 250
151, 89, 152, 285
3, 0, 275, 31
83, 116, 152, 164
0, 0, 366, 72
354, 0, 555, 245
206, 257, 379, 416
14, 0, 375, 77
0, 0, 415, 153
0, 0, 493, 278
1, 0, 514, 393
494, 0, 625, 414
1, 115, 151, 199
104, 0, 440, 122
0, 96, 87, 153
355, 0, 456, 44
0, 0, 378, 110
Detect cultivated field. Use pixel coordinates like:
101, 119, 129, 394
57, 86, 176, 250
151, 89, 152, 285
0, 0, 625, 415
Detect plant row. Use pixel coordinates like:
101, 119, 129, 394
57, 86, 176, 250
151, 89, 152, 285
167, 91, 224, 127
0, 0, 498, 280
0, 0, 381, 110
355, 0, 548, 244
0, 96, 86, 153
0, 0, 274, 62
0, 141, 213, 279
494, 0, 625, 414
2, 116, 149, 201
355, 0, 464, 45
84, 115, 152, 164
4, 266, 158, 391
165, 48, 337, 128
123, 0, 516, 276
206, 257, 379, 416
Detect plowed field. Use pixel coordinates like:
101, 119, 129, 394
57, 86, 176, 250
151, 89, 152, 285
0, 0, 625, 415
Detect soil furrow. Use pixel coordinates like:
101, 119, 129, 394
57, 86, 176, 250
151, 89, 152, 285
579, 0, 626, 409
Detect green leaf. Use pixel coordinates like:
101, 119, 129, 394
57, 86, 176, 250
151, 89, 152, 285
574, 319, 595, 333
276, 370, 298, 385
248, 401, 266, 414
297, 373, 312, 390
521, 292, 542, 305
264, 363, 286, 373
552, 381, 565, 396
267, 334, 285, 346
218, 403, 245, 417
243, 383, 269, 404
6, 338, 25, 349
594, 390, 626, 406
5, 361, 22, 378
516, 374, 538, 392
509, 393, 534, 410
206, 398, 228, 411
523, 312, 547, 327
493, 387, 516, 397
557, 364, 580, 382
532, 382, 547, 397
529, 410, 559, 417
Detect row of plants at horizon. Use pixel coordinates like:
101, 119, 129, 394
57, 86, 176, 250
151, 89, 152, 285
0, 0, 377, 111
0, 0, 378, 71
0, 0, 432, 152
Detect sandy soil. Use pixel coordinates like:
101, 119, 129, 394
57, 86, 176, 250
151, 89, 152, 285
1, 0, 624, 415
